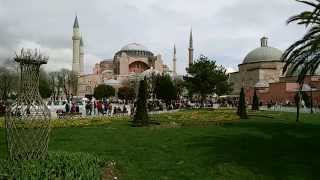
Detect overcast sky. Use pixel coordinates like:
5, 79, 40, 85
0, 0, 310, 74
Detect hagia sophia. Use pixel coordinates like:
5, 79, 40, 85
71, 16, 320, 105
71, 16, 184, 97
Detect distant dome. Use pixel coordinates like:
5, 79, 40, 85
116, 43, 154, 58
243, 37, 283, 64
121, 43, 149, 52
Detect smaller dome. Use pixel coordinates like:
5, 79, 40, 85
243, 37, 283, 64
121, 43, 149, 52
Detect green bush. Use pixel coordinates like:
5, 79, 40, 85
0, 152, 106, 179
237, 87, 248, 119
252, 89, 259, 111
133, 79, 149, 127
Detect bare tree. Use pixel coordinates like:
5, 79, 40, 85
0, 59, 19, 101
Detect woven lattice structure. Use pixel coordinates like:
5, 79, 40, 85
5, 49, 51, 160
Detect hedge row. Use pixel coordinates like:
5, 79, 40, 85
0, 152, 106, 179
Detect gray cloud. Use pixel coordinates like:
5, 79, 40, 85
0, 0, 311, 73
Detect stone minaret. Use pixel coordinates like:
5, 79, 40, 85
188, 29, 194, 67
79, 37, 84, 74
173, 44, 177, 76
72, 16, 81, 74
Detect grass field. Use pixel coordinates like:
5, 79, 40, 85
1, 110, 320, 179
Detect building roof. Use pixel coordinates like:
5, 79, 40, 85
121, 43, 149, 52
242, 37, 283, 64
73, 16, 79, 28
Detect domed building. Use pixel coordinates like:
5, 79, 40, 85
230, 37, 320, 105
113, 43, 166, 81
229, 37, 285, 95
78, 42, 169, 97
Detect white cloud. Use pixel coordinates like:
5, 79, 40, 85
0, 0, 311, 75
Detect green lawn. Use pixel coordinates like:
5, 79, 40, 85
1, 110, 320, 179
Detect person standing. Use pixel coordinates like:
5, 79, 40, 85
65, 102, 70, 113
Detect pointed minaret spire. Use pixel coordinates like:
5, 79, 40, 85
189, 28, 193, 49
173, 44, 177, 76
73, 16, 79, 28
80, 36, 84, 47
188, 28, 194, 67
72, 15, 81, 75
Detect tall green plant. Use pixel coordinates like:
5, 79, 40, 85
133, 79, 148, 127
252, 89, 259, 111
237, 88, 248, 119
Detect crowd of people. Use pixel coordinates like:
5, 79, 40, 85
84, 100, 133, 116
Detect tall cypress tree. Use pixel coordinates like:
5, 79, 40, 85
237, 87, 248, 119
252, 89, 259, 111
133, 79, 149, 127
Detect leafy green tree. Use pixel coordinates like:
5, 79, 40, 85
118, 86, 135, 100
252, 89, 259, 111
237, 88, 248, 119
282, 0, 320, 84
39, 69, 52, 99
93, 84, 115, 100
183, 55, 231, 102
133, 79, 148, 127
155, 75, 178, 104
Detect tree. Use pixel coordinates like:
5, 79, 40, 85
282, 0, 320, 84
57, 69, 78, 98
183, 55, 231, 102
39, 68, 52, 99
93, 84, 115, 100
0, 59, 19, 101
252, 89, 259, 111
0, 67, 18, 101
155, 75, 178, 105
118, 86, 135, 100
48, 71, 60, 101
294, 90, 301, 122
133, 79, 148, 127
237, 88, 248, 119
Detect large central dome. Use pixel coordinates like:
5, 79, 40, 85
243, 37, 283, 64
121, 43, 149, 52
116, 43, 154, 58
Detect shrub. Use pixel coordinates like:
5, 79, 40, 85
118, 86, 135, 100
133, 79, 148, 126
252, 89, 259, 111
93, 84, 115, 100
237, 87, 248, 119
0, 152, 106, 179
